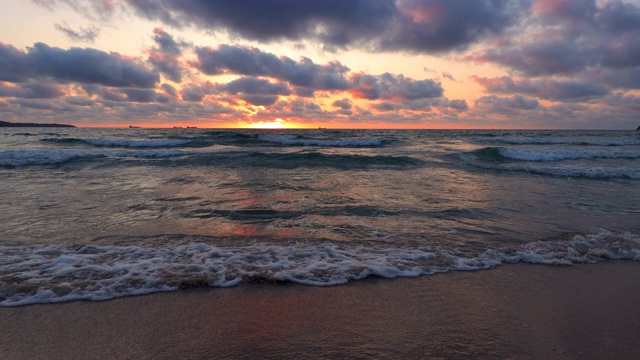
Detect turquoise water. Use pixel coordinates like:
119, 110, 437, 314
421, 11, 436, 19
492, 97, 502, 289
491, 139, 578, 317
1, 128, 639, 305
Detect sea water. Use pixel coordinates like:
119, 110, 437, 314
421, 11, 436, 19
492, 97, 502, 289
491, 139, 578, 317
1, 128, 639, 306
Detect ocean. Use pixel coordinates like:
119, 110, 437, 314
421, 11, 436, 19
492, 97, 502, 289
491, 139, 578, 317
1, 128, 639, 306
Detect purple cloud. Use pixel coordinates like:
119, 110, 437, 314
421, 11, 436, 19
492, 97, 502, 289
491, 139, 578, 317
473, 76, 610, 101
0, 82, 65, 99
194, 45, 351, 90
0, 42, 159, 88
122, 0, 528, 53
349, 73, 443, 100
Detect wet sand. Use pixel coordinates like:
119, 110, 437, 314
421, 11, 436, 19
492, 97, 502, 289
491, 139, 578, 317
2, 261, 640, 359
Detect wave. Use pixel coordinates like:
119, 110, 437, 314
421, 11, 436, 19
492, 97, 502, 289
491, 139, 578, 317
43, 138, 191, 148
0, 149, 190, 167
503, 164, 640, 180
258, 134, 383, 147
472, 147, 640, 162
0, 149, 422, 169
160, 151, 424, 170
499, 139, 640, 146
1, 230, 638, 306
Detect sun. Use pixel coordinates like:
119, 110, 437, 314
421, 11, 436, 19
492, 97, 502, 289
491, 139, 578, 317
244, 118, 289, 129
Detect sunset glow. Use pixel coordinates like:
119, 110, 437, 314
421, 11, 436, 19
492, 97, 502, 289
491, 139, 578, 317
1, 1, 639, 129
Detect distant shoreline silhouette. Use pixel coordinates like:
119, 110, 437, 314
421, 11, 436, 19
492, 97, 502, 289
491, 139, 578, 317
0, 121, 75, 128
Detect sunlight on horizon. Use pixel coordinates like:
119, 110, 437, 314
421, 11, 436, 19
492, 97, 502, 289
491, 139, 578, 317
242, 118, 293, 129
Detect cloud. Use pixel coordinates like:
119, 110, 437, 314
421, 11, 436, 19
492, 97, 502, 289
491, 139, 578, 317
54, 21, 100, 42
332, 98, 352, 110
447, 99, 468, 110
148, 51, 183, 83
81, 85, 166, 103
32, 0, 120, 21
467, 0, 640, 76
382, 0, 530, 52
65, 96, 94, 106
73, 0, 528, 54
238, 94, 279, 106
0, 82, 65, 99
473, 76, 610, 101
180, 83, 205, 102
194, 45, 351, 90
219, 77, 292, 96
475, 95, 540, 111
0, 42, 159, 88
126, 0, 395, 46
152, 28, 186, 55
120, 88, 162, 103
349, 73, 443, 100
147, 28, 190, 82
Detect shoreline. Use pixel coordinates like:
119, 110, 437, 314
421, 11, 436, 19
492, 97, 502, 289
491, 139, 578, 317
2, 261, 640, 359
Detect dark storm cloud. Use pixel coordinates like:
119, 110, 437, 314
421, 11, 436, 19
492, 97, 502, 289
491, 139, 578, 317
0, 42, 159, 88
0, 82, 65, 99
349, 73, 443, 100
473, 76, 610, 101
194, 45, 350, 90
54, 22, 100, 42
124, 0, 527, 53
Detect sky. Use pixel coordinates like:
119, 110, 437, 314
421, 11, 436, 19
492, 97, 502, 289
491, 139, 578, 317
1, 0, 640, 129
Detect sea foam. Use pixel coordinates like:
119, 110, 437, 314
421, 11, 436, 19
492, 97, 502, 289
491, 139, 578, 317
1, 230, 638, 306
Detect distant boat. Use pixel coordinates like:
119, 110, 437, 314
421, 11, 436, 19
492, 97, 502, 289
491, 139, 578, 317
129, 125, 140, 128
186, 126, 197, 128
173, 126, 183, 129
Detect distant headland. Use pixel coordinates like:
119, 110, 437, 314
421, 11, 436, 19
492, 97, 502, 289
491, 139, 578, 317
0, 121, 75, 128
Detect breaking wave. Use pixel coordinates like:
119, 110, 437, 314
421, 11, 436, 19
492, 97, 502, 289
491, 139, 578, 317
42, 138, 191, 148
472, 147, 640, 162
0, 149, 190, 167
258, 134, 383, 147
498, 138, 640, 146
1, 230, 638, 306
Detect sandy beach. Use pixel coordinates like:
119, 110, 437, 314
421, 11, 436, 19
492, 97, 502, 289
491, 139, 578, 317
1, 261, 639, 359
